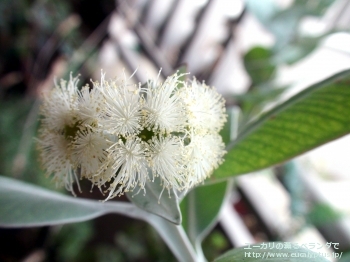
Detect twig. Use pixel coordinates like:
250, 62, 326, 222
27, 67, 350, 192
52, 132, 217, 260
118, 0, 174, 77
206, 7, 246, 83
67, 13, 111, 75
139, 0, 155, 26
156, 0, 182, 46
28, 15, 81, 94
175, 0, 215, 68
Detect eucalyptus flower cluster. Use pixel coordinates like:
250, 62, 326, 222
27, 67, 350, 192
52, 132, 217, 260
37, 71, 227, 200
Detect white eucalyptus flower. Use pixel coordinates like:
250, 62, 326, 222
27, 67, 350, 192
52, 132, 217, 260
181, 79, 226, 133
40, 74, 79, 132
96, 74, 143, 136
102, 137, 149, 200
77, 84, 104, 126
70, 129, 112, 180
147, 135, 186, 190
36, 129, 80, 195
143, 74, 186, 133
184, 132, 226, 188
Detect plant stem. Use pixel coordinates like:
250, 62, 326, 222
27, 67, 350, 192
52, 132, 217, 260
106, 203, 198, 262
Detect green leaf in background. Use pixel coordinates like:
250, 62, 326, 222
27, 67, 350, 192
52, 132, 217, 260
181, 180, 233, 246
219, 107, 239, 146
213, 69, 350, 179
0, 175, 136, 227
214, 242, 331, 262
307, 202, 342, 227
339, 252, 350, 262
126, 175, 181, 225
219, 114, 232, 146
55, 221, 94, 262
0, 99, 44, 183
244, 46, 275, 85
202, 230, 230, 261
235, 86, 286, 121
273, 36, 324, 65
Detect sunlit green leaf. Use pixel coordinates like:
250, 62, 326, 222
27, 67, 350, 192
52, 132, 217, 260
126, 176, 181, 225
214, 69, 350, 179
214, 242, 330, 262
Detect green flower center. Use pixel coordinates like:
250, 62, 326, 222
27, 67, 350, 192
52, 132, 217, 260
139, 128, 155, 142
63, 121, 82, 141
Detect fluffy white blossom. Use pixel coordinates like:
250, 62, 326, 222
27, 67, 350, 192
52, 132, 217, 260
70, 129, 112, 180
96, 75, 143, 136
147, 135, 186, 190
40, 74, 79, 132
143, 74, 186, 133
103, 137, 149, 200
181, 79, 226, 133
37, 130, 80, 195
37, 71, 227, 200
184, 133, 226, 188
37, 73, 108, 195
77, 84, 104, 126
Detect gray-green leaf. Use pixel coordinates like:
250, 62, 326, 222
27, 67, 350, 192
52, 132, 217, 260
0, 176, 197, 261
0, 175, 136, 227
126, 175, 182, 225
